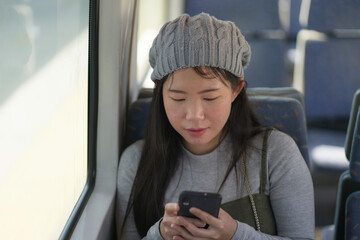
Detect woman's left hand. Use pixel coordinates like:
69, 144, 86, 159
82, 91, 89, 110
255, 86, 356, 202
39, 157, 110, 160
171, 208, 237, 240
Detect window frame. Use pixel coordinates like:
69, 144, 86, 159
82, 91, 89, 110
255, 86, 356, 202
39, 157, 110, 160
59, 0, 99, 238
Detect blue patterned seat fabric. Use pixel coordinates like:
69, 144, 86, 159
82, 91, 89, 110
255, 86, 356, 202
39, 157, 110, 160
345, 89, 360, 165
302, 39, 360, 122
324, 90, 360, 240
345, 191, 360, 239
295, 0, 360, 175
296, 0, 360, 230
344, 94, 360, 239
348, 104, 360, 182
125, 97, 151, 147
250, 96, 309, 166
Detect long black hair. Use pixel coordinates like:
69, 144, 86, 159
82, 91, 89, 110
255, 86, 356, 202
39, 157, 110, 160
121, 67, 263, 237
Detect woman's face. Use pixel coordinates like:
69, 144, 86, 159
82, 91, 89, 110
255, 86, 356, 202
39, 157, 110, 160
162, 67, 241, 155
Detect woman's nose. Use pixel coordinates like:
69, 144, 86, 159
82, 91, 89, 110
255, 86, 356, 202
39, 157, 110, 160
185, 100, 205, 120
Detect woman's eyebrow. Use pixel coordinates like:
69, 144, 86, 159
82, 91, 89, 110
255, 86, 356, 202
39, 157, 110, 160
198, 88, 219, 94
168, 89, 186, 94
168, 88, 219, 94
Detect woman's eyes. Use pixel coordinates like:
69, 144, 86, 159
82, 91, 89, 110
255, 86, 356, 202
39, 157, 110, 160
171, 98, 185, 102
170, 97, 219, 102
204, 97, 218, 101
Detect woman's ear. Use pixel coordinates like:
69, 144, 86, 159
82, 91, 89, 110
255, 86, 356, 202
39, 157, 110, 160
231, 78, 245, 102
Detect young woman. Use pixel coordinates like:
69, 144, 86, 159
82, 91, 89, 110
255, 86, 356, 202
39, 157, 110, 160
116, 13, 315, 240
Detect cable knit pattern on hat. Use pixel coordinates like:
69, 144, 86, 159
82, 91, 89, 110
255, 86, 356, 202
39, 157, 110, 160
149, 12, 251, 81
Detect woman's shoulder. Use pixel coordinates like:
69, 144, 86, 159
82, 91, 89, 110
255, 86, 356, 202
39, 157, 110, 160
117, 140, 144, 190
267, 128, 299, 151
248, 128, 295, 149
266, 128, 308, 172
122, 139, 144, 156
119, 140, 144, 169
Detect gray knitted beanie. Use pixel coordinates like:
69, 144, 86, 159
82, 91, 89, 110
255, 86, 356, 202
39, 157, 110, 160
149, 12, 251, 81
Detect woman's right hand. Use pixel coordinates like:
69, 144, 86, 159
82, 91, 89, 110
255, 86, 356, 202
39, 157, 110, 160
160, 203, 181, 240
160, 203, 207, 240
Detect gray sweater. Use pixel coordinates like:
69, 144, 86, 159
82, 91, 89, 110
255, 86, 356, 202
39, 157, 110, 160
116, 130, 315, 239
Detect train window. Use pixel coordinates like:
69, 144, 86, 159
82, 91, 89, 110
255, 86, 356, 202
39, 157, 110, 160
137, 0, 184, 89
137, 0, 167, 89
0, 0, 90, 239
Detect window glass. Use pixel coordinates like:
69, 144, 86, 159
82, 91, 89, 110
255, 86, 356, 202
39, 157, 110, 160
137, 0, 185, 89
137, 0, 167, 89
0, 1, 89, 239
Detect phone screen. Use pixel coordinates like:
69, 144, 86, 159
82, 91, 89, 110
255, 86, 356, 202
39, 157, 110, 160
178, 191, 222, 219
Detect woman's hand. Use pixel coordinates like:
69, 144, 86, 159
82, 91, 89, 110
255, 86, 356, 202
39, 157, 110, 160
160, 203, 207, 240
171, 208, 237, 240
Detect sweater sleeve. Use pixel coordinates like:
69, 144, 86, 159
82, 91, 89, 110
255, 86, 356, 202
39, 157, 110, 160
116, 140, 164, 240
231, 130, 315, 240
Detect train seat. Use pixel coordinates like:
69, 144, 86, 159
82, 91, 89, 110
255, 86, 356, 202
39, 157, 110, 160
294, 32, 360, 173
125, 87, 310, 167
293, 0, 360, 225
343, 90, 360, 239
295, 0, 360, 127
250, 95, 309, 166
184, 0, 290, 88
345, 191, 360, 239
322, 89, 360, 240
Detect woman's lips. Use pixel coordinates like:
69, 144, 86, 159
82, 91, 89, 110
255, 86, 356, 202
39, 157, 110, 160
187, 128, 206, 137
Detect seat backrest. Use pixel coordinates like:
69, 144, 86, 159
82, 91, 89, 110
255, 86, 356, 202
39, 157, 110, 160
329, 90, 360, 239
125, 97, 151, 147
348, 104, 360, 181
343, 90, 360, 238
300, 0, 360, 32
244, 40, 288, 88
345, 89, 360, 161
295, 0, 360, 124
185, 0, 283, 34
333, 171, 360, 240
125, 90, 310, 167
250, 96, 309, 166
306, 38, 360, 122
294, 33, 360, 124
184, 0, 290, 88
345, 191, 360, 239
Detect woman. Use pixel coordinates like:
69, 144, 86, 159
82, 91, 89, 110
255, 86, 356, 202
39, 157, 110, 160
116, 13, 315, 240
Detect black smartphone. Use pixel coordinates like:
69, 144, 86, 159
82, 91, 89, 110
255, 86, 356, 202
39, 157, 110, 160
178, 191, 222, 219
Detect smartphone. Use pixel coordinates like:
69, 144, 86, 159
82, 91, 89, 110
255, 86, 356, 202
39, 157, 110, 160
178, 191, 222, 219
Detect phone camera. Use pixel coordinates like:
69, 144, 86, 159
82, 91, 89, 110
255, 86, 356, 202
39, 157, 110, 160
182, 198, 190, 206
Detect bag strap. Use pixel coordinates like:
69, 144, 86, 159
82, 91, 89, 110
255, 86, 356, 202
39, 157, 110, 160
241, 155, 260, 231
241, 127, 273, 232
260, 128, 272, 194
